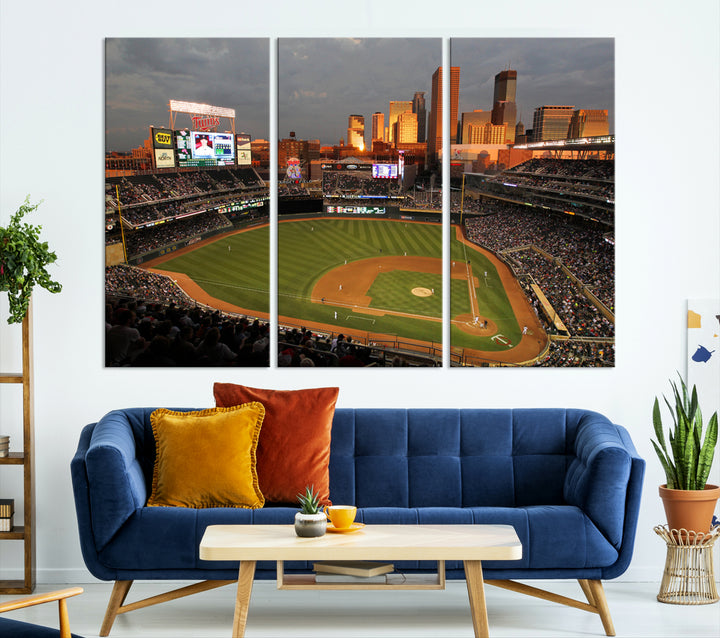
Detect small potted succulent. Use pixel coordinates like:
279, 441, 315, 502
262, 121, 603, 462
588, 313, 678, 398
294, 485, 327, 537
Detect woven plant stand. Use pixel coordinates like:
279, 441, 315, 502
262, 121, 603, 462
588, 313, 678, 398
654, 524, 719, 605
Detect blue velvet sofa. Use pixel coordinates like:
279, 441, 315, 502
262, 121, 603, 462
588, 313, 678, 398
71, 407, 644, 636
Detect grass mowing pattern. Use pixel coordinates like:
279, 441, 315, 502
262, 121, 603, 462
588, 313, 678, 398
279, 218, 441, 342
152, 220, 522, 352
366, 271, 442, 318
156, 226, 269, 313
450, 227, 521, 351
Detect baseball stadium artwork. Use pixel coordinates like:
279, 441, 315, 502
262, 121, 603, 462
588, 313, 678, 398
104, 38, 271, 367
276, 37, 614, 367
103, 37, 614, 368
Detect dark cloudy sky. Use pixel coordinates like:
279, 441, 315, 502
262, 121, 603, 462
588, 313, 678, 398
105, 38, 269, 152
105, 37, 613, 152
278, 38, 441, 146
452, 38, 614, 132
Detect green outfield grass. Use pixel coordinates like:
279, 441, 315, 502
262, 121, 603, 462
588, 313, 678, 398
450, 226, 521, 351
156, 226, 269, 313
279, 218, 442, 342
150, 220, 523, 352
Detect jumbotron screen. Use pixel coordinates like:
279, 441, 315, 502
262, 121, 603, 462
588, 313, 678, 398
176, 130, 236, 167
372, 163, 398, 179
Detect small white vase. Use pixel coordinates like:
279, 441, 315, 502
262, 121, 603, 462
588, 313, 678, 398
294, 512, 327, 537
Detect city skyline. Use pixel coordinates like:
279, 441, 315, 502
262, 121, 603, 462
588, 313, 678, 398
105, 37, 614, 154
451, 38, 614, 134
279, 38, 440, 148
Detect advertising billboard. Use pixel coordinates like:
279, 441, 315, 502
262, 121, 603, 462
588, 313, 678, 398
176, 130, 236, 167
372, 163, 398, 179
236, 133, 252, 166
151, 127, 176, 169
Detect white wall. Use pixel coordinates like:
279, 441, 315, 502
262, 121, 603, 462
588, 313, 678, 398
1, 0, 718, 583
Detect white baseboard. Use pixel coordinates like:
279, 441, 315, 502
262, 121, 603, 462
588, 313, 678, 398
19, 566, 668, 585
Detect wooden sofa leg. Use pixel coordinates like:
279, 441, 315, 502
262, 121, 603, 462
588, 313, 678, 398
100, 580, 133, 637
584, 579, 615, 637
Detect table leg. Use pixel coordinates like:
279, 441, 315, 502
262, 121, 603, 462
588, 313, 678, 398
232, 560, 256, 638
464, 560, 489, 638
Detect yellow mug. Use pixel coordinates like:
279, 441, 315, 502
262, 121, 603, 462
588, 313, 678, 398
324, 505, 357, 529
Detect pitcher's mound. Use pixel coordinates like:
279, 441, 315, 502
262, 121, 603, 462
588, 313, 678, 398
412, 287, 434, 297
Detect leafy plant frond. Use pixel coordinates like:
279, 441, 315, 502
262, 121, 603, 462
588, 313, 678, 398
0, 196, 62, 323
651, 372, 718, 490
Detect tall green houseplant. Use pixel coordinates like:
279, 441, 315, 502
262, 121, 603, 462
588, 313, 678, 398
0, 196, 62, 324
651, 373, 718, 491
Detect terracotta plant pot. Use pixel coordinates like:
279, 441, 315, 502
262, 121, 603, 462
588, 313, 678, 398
659, 484, 720, 536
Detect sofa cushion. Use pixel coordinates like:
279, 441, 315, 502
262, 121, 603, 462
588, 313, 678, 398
147, 405, 265, 509
214, 384, 338, 505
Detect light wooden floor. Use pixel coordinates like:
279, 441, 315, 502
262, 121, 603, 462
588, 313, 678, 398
1, 580, 719, 637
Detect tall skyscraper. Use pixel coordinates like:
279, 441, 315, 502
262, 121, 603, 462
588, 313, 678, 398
568, 109, 609, 138
347, 114, 365, 150
371, 112, 385, 142
532, 105, 575, 142
459, 110, 491, 144
491, 69, 517, 144
388, 100, 413, 143
467, 122, 507, 145
493, 69, 517, 104
412, 91, 426, 143
395, 111, 418, 144
427, 66, 460, 161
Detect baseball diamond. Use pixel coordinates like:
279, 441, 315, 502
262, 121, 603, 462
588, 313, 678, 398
142, 216, 547, 364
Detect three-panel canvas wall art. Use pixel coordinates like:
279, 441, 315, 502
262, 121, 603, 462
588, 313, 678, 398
105, 38, 614, 368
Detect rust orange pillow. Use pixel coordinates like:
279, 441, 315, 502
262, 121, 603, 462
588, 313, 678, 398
213, 383, 338, 505
148, 404, 265, 509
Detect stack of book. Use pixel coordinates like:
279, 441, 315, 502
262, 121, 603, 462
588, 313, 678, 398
0, 499, 14, 532
0, 435, 9, 457
313, 560, 394, 583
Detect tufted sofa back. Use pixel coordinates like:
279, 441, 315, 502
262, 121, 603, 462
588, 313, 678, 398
328, 408, 599, 508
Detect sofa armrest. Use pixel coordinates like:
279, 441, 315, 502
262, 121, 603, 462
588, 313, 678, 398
563, 413, 634, 548
84, 410, 149, 550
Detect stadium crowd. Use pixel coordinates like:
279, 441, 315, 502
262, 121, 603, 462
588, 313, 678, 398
323, 172, 403, 198
123, 212, 232, 256
463, 197, 614, 366
506, 158, 613, 181
106, 265, 269, 367
464, 202, 614, 310
277, 327, 437, 367
106, 168, 264, 209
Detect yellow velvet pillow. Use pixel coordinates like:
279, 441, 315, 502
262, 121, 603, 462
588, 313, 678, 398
148, 404, 265, 508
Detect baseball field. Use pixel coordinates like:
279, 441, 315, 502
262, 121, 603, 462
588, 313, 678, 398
145, 217, 547, 363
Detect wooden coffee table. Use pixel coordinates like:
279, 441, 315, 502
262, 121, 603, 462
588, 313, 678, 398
200, 524, 522, 637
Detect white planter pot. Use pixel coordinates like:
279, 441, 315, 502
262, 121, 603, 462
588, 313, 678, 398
294, 512, 327, 537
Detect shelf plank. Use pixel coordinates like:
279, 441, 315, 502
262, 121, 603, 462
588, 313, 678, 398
0, 373, 24, 384
0, 453, 25, 465
0, 580, 35, 595
0, 526, 25, 540
278, 573, 445, 590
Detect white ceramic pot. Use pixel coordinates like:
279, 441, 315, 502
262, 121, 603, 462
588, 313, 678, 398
294, 512, 327, 537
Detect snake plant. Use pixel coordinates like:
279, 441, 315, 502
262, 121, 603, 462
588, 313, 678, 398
652, 374, 718, 490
